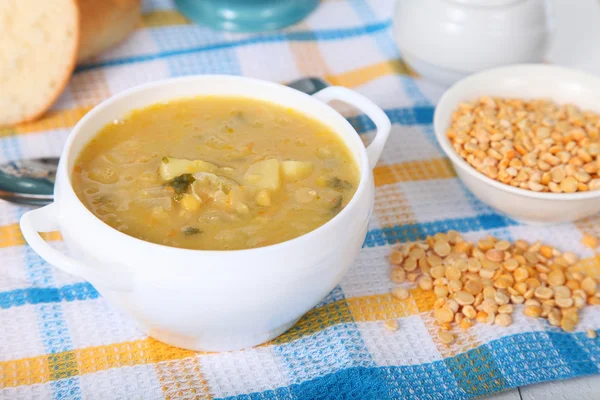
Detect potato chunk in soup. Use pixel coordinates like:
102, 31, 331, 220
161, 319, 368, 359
72, 96, 359, 250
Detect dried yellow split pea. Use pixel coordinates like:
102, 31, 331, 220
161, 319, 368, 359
392, 287, 410, 300
384, 319, 399, 331
387, 232, 598, 335
447, 97, 600, 194
587, 329, 597, 339
582, 234, 598, 249
438, 331, 455, 345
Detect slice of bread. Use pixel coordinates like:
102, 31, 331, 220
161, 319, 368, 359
77, 0, 141, 62
0, 0, 79, 126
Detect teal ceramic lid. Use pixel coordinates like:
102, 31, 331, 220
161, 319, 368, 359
174, 0, 320, 32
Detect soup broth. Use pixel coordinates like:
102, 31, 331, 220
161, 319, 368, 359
72, 96, 359, 250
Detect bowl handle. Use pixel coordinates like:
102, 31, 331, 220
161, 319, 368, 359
20, 203, 133, 292
313, 86, 391, 169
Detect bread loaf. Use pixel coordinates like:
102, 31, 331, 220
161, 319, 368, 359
77, 0, 141, 62
0, 0, 79, 126
0, 0, 141, 126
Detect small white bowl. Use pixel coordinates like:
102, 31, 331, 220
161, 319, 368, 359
434, 64, 600, 224
20, 75, 391, 351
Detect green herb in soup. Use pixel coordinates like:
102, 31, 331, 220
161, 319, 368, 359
72, 96, 359, 250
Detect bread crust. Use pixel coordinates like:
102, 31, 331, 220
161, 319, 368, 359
0, 0, 80, 127
77, 0, 141, 62
2, 0, 140, 126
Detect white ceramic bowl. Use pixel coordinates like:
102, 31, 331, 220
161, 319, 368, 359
20, 75, 391, 351
434, 64, 600, 224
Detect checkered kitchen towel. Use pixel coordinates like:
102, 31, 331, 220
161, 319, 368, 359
1, 0, 600, 399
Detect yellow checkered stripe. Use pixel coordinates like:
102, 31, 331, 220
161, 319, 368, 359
373, 158, 455, 186
0, 288, 432, 388
0, 338, 197, 388
2, 256, 599, 388
0, 223, 61, 249
0, 60, 411, 139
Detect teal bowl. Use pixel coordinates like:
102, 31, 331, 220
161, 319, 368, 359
175, 0, 320, 32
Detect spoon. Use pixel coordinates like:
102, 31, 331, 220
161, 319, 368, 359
0, 77, 330, 206
0, 157, 58, 206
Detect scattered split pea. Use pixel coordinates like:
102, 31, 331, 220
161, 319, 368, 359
387, 231, 599, 335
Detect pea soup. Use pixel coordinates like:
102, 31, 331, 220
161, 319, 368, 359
72, 96, 359, 250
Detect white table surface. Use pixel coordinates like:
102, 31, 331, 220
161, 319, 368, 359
485, 1, 600, 398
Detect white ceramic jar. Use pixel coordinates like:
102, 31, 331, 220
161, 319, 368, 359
393, 0, 551, 86
20, 75, 391, 352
